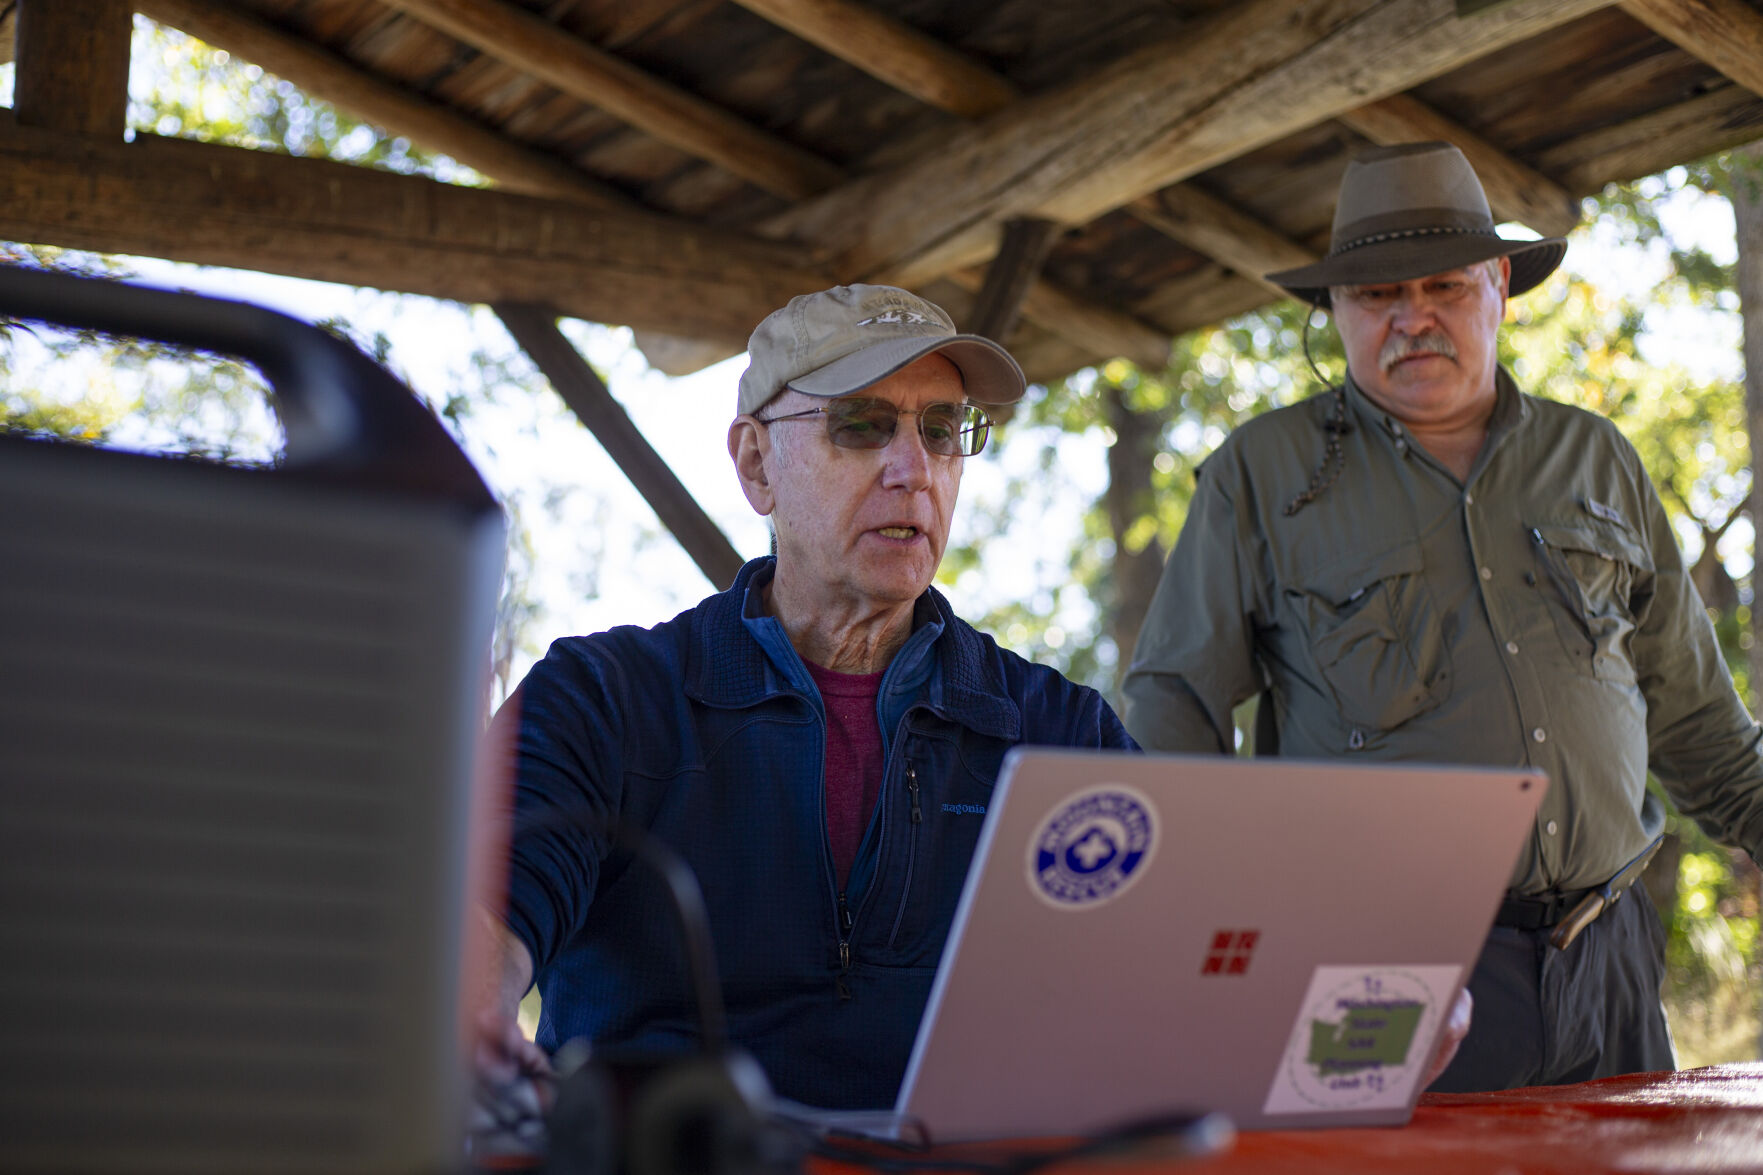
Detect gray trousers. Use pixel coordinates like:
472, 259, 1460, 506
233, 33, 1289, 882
1428, 889, 1676, 1092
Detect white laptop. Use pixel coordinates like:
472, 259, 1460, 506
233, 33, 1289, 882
890, 748, 1545, 1140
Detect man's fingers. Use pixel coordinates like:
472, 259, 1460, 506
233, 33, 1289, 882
1423, 987, 1474, 1089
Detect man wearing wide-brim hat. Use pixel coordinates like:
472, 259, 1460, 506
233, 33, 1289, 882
1124, 141, 1763, 1091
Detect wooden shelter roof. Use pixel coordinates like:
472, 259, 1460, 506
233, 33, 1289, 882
4, 0, 1763, 390
4, 0, 1763, 586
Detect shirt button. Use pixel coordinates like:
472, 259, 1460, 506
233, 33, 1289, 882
1464, 492, 1474, 506
1505, 641, 1519, 655
1532, 728, 1547, 743
1546, 820, 1559, 836
1479, 567, 1493, 581
1395, 438, 1407, 452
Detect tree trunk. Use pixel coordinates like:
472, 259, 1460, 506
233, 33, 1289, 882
1726, 139, 1763, 1065
1733, 142, 1763, 710
1102, 382, 1168, 697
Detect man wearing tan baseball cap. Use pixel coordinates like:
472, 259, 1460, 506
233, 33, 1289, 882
471, 283, 1136, 1116
1126, 141, 1763, 1092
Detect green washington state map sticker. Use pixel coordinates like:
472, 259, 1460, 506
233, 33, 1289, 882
1263, 965, 1461, 1116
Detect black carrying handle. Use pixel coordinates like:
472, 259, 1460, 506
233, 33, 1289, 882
0, 264, 498, 510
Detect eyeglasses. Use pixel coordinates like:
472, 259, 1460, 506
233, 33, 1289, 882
757, 396, 992, 457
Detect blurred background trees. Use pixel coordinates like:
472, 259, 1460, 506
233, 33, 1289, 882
4, 15, 1761, 1067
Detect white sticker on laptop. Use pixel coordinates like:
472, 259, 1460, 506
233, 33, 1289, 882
1263, 965, 1461, 1115
1026, 784, 1159, 909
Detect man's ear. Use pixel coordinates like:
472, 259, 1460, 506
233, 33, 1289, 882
1496, 255, 1513, 312
728, 416, 775, 516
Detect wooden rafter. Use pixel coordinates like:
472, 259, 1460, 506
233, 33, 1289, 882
1533, 82, 1763, 192
13, 0, 133, 137
768, 0, 1618, 288
375, 0, 845, 200
83, 0, 1162, 376
725, 0, 1178, 364
1128, 189, 1318, 300
137, 0, 627, 209
0, 118, 827, 345
494, 303, 747, 590
1620, 0, 1763, 97
941, 268, 1173, 371
726, 0, 1016, 119
1336, 94, 1582, 237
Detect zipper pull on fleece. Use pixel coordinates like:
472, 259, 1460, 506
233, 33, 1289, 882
836, 941, 852, 1001
906, 762, 922, 825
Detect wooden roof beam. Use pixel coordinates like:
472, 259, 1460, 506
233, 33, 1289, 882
768, 0, 1618, 289
13, 0, 133, 138
375, 0, 844, 200
137, 0, 628, 209
942, 268, 1173, 371
495, 303, 747, 589
1336, 94, 1582, 237
0, 118, 829, 344
1533, 83, 1763, 192
726, 0, 1016, 119
1620, 0, 1763, 97
1128, 188, 1318, 301
729, 0, 1171, 371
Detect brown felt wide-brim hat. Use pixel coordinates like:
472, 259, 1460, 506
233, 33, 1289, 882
1266, 141, 1568, 305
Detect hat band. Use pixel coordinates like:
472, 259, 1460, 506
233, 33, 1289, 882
1327, 223, 1504, 260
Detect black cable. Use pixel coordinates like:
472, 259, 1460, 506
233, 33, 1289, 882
805, 1109, 1233, 1173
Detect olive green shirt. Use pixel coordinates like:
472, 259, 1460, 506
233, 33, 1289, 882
1122, 369, 1763, 893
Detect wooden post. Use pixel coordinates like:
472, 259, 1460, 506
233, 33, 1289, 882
966, 218, 1060, 346
494, 303, 748, 591
13, 0, 134, 137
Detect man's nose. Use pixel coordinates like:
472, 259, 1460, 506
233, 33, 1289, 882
1388, 287, 1441, 331
880, 416, 934, 488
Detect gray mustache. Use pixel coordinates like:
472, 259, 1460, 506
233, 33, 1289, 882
1380, 331, 1457, 372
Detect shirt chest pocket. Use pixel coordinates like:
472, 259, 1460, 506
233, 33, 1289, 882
1529, 522, 1652, 683
1286, 542, 1450, 733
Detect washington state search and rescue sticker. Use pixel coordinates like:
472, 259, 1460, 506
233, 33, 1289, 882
1026, 784, 1159, 908
1263, 964, 1462, 1115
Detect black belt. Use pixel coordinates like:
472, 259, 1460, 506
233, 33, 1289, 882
1495, 888, 1599, 931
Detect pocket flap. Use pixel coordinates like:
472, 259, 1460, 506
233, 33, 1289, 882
1531, 522, 1653, 574
1295, 541, 1426, 606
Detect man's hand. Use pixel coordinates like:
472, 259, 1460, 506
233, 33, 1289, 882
463, 908, 553, 1157
1422, 987, 1473, 1089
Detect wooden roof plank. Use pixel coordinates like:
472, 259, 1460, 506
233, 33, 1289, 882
1336, 93, 1582, 237
0, 118, 829, 343
727, 0, 1017, 118
13, 0, 133, 138
377, 0, 846, 199
1620, 0, 1763, 97
137, 0, 630, 208
769, 0, 1618, 291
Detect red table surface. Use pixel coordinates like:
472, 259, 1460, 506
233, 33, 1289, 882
812, 1064, 1763, 1175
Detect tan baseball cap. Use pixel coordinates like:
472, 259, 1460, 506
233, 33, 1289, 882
736, 284, 1027, 417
